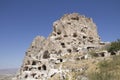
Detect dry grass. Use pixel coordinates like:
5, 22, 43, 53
88, 55, 120, 80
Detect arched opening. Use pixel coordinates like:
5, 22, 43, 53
83, 36, 87, 39
67, 49, 72, 53
64, 35, 68, 37
23, 66, 28, 71
43, 50, 50, 59
32, 61, 36, 65
60, 59, 63, 62
38, 67, 41, 70
24, 75, 28, 78
31, 73, 36, 78
73, 33, 77, 37
42, 65, 47, 70
57, 31, 61, 35
61, 42, 65, 48
111, 51, 116, 55
57, 59, 63, 62
100, 53, 105, 57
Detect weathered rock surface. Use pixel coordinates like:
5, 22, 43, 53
13, 13, 109, 80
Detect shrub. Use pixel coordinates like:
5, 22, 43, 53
108, 39, 120, 52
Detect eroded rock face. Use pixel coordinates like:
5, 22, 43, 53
13, 13, 103, 80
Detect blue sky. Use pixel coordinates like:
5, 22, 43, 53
0, 0, 120, 69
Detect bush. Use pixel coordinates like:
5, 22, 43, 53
108, 39, 120, 52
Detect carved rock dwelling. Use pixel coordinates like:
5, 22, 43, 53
13, 13, 113, 80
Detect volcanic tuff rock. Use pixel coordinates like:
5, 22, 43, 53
13, 13, 106, 80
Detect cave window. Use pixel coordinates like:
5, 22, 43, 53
32, 61, 36, 65
81, 27, 87, 33
24, 75, 28, 78
35, 77, 38, 79
83, 36, 87, 39
58, 50, 62, 54
29, 68, 32, 71
42, 65, 47, 70
87, 47, 95, 51
89, 37, 93, 40
67, 22, 71, 25
64, 35, 68, 37
55, 37, 62, 40
100, 53, 105, 57
61, 43, 66, 48
28, 55, 31, 57
43, 50, 50, 59
52, 33, 56, 36
57, 31, 61, 35
73, 33, 77, 37
71, 17, 79, 20
67, 49, 72, 53
111, 52, 116, 55
32, 46, 34, 48
60, 59, 63, 62
38, 67, 41, 70
89, 40, 94, 43
31, 73, 36, 78
78, 42, 81, 44
58, 59, 63, 62
73, 47, 79, 52
24, 66, 28, 71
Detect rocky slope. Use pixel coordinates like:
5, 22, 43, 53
13, 13, 114, 80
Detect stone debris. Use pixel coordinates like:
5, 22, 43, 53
13, 13, 111, 80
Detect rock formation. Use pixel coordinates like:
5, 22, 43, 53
13, 13, 108, 80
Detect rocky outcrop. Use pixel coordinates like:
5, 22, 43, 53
13, 13, 107, 80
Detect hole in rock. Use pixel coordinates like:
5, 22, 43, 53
67, 49, 72, 53
42, 65, 47, 70
57, 31, 61, 35
67, 22, 71, 25
71, 16, 79, 20
64, 35, 68, 37
83, 36, 87, 39
38, 67, 41, 70
73, 33, 77, 37
31, 73, 36, 78
43, 50, 50, 59
61, 43, 65, 48
24, 74, 28, 78
32, 61, 36, 65
100, 53, 105, 57
58, 50, 62, 54
23, 66, 28, 71
57, 59, 63, 62
111, 51, 116, 55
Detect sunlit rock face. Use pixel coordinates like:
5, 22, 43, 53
13, 13, 103, 80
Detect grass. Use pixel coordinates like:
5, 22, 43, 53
88, 55, 120, 80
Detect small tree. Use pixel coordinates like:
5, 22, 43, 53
108, 39, 120, 52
